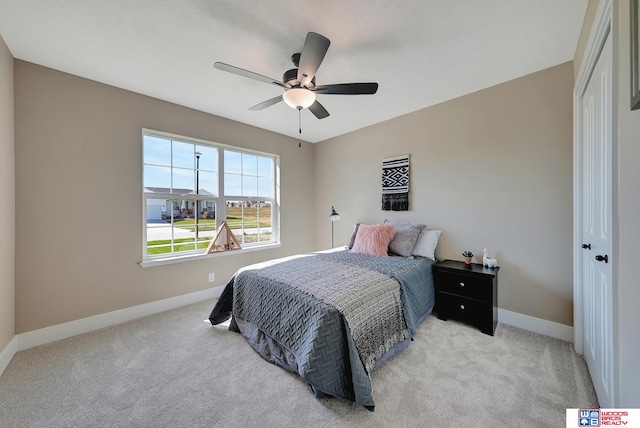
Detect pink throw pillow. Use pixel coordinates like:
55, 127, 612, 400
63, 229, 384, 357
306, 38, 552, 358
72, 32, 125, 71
350, 224, 396, 258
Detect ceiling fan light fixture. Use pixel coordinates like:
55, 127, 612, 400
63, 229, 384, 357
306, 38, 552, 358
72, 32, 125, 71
283, 88, 316, 109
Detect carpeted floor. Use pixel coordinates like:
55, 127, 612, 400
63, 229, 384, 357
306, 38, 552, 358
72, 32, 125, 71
0, 299, 598, 427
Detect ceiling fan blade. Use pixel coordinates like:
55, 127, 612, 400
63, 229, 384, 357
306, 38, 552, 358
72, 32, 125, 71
313, 82, 378, 95
249, 95, 283, 111
297, 32, 330, 87
214, 62, 286, 88
309, 100, 330, 119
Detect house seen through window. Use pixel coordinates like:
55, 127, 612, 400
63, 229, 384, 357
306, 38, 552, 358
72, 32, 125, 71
143, 131, 278, 260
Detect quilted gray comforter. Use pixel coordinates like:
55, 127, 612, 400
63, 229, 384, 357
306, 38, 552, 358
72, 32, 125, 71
209, 250, 436, 410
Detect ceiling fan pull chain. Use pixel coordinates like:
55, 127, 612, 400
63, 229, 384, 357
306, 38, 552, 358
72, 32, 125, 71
298, 106, 302, 148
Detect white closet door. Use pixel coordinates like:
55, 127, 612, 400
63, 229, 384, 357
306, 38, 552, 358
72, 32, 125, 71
580, 33, 613, 407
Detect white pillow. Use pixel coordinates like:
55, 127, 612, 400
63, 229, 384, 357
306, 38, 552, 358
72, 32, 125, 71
412, 229, 441, 260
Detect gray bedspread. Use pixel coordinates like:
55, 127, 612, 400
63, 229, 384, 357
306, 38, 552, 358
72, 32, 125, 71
209, 250, 436, 409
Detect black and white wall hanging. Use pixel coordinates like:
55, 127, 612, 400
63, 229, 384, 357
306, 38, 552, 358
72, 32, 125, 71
381, 155, 410, 211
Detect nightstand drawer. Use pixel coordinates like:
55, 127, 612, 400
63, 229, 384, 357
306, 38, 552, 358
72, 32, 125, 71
436, 292, 494, 334
436, 271, 493, 303
433, 260, 499, 336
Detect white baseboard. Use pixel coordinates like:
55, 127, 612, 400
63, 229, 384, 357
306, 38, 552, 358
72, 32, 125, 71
16, 286, 223, 352
498, 308, 574, 343
0, 336, 17, 377
4, 289, 571, 375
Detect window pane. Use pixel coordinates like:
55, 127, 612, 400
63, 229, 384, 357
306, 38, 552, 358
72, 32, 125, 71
145, 197, 168, 222
197, 201, 216, 220
242, 176, 257, 197
224, 173, 241, 196
144, 135, 171, 166
224, 200, 273, 246
257, 177, 273, 197
196, 145, 218, 172
172, 218, 197, 253
258, 156, 273, 178
197, 171, 217, 196
258, 201, 274, 243
242, 202, 259, 244
225, 151, 242, 174
173, 141, 194, 169
144, 165, 171, 190
242, 154, 258, 175
226, 200, 244, 244
195, 200, 216, 251
146, 199, 197, 256
173, 167, 195, 193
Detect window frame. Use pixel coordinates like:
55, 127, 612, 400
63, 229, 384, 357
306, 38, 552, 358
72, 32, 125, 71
141, 129, 280, 267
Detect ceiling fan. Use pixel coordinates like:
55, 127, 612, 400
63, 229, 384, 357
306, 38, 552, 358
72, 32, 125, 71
214, 32, 378, 119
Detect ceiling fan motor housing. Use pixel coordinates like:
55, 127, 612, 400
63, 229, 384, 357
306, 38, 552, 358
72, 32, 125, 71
283, 68, 315, 88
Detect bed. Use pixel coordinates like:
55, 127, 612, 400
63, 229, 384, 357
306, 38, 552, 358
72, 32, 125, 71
209, 248, 436, 410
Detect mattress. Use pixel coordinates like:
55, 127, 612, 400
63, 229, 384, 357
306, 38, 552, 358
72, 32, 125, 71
209, 249, 436, 410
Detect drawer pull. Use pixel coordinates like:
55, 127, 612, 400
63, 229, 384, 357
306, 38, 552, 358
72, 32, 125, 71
460, 304, 465, 310
459, 282, 465, 287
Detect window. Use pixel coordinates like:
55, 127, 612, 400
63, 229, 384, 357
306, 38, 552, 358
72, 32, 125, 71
142, 131, 278, 262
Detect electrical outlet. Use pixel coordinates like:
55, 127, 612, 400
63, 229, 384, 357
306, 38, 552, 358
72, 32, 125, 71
208, 272, 215, 283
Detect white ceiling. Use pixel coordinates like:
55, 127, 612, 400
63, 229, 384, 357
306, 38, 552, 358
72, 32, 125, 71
0, 0, 588, 143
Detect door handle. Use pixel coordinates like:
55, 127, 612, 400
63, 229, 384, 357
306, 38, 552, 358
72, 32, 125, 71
582, 243, 591, 250
595, 255, 608, 263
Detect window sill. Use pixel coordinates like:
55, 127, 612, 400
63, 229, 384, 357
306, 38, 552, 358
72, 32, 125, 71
139, 242, 282, 268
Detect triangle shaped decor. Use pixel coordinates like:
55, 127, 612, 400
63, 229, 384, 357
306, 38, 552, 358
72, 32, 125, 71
205, 221, 242, 253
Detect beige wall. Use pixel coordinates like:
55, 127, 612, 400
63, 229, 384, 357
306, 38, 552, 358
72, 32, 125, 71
0, 37, 15, 350
314, 62, 575, 326
14, 61, 316, 334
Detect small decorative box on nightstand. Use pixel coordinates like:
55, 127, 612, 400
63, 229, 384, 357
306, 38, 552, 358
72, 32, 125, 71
432, 259, 499, 336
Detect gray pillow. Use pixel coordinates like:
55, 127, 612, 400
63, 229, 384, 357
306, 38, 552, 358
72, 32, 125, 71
347, 223, 361, 249
385, 221, 425, 257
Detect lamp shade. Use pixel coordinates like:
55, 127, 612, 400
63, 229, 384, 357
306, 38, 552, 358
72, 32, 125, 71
329, 206, 341, 221
283, 88, 316, 109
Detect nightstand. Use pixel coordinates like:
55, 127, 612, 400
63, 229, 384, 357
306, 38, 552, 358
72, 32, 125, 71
432, 259, 499, 336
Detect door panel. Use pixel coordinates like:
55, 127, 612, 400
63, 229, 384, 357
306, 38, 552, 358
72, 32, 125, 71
580, 33, 613, 407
